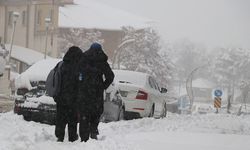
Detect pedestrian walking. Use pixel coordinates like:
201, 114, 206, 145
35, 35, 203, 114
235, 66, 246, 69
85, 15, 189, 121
78, 43, 114, 142
54, 46, 82, 142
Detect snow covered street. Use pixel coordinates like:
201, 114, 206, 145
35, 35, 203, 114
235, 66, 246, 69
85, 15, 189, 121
0, 112, 250, 150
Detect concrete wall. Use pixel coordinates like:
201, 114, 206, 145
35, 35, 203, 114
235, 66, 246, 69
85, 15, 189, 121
0, 70, 10, 95
0, 6, 5, 43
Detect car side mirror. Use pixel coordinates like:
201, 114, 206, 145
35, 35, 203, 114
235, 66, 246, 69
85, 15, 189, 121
161, 87, 168, 93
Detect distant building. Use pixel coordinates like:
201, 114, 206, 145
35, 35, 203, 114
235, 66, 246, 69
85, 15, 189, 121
59, 0, 152, 60
192, 78, 216, 103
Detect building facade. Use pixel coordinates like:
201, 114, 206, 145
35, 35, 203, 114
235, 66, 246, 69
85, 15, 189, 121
0, 0, 73, 96
0, 0, 73, 57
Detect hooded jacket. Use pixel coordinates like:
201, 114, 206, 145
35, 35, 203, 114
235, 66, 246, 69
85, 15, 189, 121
58, 46, 82, 106
78, 43, 114, 109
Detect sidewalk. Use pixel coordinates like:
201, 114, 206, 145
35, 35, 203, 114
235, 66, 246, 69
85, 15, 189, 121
0, 95, 14, 113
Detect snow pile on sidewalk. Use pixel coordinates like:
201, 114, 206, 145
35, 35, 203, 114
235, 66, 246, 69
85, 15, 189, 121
0, 112, 250, 150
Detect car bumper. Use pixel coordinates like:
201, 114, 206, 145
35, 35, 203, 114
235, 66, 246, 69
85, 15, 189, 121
14, 105, 56, 125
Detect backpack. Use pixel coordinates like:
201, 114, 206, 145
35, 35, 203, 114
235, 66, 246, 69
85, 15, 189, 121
45, 61, 63, 98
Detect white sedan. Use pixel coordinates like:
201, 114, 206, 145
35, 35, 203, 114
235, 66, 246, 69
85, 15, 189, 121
113, 70, 168, 119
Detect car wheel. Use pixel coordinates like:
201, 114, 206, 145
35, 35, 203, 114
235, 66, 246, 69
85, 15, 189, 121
162, 103, 167, 118
23, 115, 31, 121
118, 107, 125, 121
148, 104, 155, 117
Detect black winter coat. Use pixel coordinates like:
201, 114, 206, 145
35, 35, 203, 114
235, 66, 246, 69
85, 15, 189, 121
56, 47, 82, 106
78, 45, 114, 114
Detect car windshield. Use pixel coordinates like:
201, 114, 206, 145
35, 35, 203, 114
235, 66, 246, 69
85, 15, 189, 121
113, 70, 147, 87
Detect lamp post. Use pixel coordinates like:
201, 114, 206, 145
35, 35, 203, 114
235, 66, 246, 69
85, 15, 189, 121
44, 17, 51, 59
7, 11, 19, 80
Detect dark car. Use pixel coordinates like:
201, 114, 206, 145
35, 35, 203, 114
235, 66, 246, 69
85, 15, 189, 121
14, 59, 124, 125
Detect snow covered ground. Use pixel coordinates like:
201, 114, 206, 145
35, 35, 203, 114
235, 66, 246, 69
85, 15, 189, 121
0, 112, 250, 150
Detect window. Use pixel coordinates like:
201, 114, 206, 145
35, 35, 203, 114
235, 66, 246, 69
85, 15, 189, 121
149, 77, 157, 90
50, 9, 54, 23
22, 11, 26, 26
36, 10, 41, 25
8, 11, 13, 26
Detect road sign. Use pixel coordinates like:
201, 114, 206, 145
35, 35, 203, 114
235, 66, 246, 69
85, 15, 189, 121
214, 89, 223, 97
214, 97, 221, 108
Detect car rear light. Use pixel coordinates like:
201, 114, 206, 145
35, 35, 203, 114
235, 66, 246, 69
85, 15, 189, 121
135, 90, 148, 100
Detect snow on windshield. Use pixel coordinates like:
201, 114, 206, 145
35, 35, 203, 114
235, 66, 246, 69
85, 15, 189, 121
113, 70, 147, 87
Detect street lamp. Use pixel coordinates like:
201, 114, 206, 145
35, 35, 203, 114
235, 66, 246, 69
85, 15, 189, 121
44, 17, 51, 59
7, 11, 19, 79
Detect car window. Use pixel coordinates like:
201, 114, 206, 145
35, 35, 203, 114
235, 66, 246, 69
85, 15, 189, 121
149, 76, 158, 90
152, 78, 160, 92
148, 77, 155, 89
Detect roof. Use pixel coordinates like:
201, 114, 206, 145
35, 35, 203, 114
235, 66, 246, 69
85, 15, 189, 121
5, 44, 51, 66
59, 0, 153, 30
192, 78, 215, 89
15, 58, 61, 89
113, 70, 148, 87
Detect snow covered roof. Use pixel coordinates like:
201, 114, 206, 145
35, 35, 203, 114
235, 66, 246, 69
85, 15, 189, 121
113, 70, 148, 87
15, 58, 61, 89
5, 44, 51, 66
59, 0, 153, 30
192, 78, 215, 88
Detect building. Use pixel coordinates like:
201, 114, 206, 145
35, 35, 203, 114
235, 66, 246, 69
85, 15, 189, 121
0, 0, 72, 96
59, 0, 152, 60
0, 0, 73, 57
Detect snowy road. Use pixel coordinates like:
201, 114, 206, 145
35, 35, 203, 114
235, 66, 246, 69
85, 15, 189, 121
0, 112, 250, 150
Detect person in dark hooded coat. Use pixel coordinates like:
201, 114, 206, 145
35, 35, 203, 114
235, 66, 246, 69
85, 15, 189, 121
78, 43, 114, 142
55, 46, 82, 142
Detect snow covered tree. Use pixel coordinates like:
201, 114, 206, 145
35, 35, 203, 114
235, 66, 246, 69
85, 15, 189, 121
210, 47, 250, 101
170, 39, 209, 83
58, 28, 104, 56
113, 26, 173, 87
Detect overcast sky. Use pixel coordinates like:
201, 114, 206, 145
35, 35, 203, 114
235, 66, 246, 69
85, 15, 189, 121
95, 0, 250, 49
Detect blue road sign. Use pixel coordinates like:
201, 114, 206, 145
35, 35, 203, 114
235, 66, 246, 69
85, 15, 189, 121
214, 89, 223, 97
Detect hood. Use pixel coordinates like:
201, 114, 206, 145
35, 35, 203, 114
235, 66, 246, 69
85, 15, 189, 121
84, 43, 108, 62
63, 46, 82, 63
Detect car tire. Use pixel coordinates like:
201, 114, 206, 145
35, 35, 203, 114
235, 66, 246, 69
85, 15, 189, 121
162, 103, 167, 118
23, 115, 31, 121
118, 107, 125, 121
148, 104, 155, 117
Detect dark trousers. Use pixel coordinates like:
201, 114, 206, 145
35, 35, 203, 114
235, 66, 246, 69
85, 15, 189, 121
55, 104, 78, 142
79, 110, 101, 142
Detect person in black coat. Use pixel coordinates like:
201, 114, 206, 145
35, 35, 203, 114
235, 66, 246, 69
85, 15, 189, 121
55, 46, 82, 142
78, 43, 114, 142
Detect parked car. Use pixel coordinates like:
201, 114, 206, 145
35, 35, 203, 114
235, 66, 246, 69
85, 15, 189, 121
14, 59, 124, 125
113, 70, 168, 119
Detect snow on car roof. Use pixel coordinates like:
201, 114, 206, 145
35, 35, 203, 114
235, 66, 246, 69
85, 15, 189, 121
113, 70, 148, 87
59, 0, 152, 30
5, 44, 52, 65
15, 58, 61, 89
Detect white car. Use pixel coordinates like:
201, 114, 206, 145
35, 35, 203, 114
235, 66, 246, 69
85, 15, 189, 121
113, 70, 168, 119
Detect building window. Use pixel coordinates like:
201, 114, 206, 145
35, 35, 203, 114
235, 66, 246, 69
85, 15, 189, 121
22, 11, 26, 26
36, 10, 41, 25
8, 11, 13, 26
50, 9, 54, 23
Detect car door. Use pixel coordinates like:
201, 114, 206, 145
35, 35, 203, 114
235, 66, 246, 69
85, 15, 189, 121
146, 76, 162, 114
151, 77, 166, 116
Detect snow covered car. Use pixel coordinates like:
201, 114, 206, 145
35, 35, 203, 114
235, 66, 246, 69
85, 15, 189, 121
14, 59, 124, 125
113, 70, 168, 119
